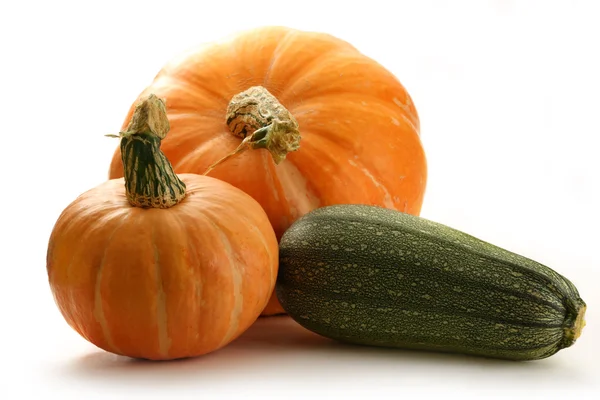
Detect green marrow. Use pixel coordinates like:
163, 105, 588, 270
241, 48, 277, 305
276, 204, 586, 361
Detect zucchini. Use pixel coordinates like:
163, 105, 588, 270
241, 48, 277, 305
276, 204, 586, 361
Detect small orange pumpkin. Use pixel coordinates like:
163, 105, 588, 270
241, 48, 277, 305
47, 95, 278, 360
108, 26, 428, 315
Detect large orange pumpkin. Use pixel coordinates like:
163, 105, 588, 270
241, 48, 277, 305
108, 26, 428, 315
48, 95, 279, 360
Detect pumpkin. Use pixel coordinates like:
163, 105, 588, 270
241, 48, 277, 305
108, 26, 428, 316
47, 95, 279, 360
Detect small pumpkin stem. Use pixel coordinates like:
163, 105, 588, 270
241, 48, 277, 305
203, 86, 301, 175
108, 94, 186, 208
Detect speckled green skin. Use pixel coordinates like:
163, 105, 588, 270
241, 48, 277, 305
276, 204, 586, 361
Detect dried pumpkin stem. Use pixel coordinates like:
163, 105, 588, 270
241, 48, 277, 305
107, 94, 186, 208
203, 86, 301, 175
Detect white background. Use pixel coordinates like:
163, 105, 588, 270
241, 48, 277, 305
1, 0, 599, 398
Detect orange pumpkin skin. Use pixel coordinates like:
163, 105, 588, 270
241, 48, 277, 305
108, 26, 428, 315
46, 174, 279, 360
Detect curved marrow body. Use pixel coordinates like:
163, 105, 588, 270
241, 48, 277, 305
276, 204, 586, 361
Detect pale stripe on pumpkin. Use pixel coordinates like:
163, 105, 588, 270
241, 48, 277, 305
214, 225, 244, 348
347, 159, 396, 210
152, 236, 171, 358
93, 211, 130, 355
271, 157, 320, 225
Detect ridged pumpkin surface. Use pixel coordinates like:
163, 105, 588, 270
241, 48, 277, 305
47, 174, 279, 360
108, 26, 427, 315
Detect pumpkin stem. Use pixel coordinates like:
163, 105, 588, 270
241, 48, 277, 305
203, 86, 301, 175
107, 94, 186, 208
